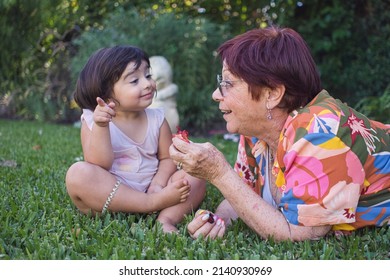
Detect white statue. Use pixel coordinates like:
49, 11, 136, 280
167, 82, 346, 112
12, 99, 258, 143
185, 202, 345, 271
149, 56, 179, 133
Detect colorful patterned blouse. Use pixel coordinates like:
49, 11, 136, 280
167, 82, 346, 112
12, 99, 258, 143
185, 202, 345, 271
234, 90, 390, 231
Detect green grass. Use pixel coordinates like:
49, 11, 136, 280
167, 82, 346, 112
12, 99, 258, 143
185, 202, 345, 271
0, 119, 389, 260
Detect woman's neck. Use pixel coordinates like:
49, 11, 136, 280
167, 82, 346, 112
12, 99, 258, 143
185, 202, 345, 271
260, 109, 288, 156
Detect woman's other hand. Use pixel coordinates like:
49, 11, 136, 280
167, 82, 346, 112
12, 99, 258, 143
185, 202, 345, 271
187, 209, 226, 240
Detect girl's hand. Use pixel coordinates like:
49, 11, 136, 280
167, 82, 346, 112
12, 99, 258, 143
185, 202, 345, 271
93, 97, 116, 127
187, 209, 226, 239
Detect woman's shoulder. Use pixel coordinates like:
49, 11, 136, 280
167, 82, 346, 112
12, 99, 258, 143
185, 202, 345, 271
283, 90, 344, 138
281, 90, 389, 157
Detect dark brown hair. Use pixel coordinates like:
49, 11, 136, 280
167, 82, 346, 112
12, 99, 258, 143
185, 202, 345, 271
74, 45, 150, 110
217, 26, 322, 112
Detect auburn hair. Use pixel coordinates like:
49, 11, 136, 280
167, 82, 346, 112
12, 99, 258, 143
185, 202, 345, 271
217, 26, 322, 112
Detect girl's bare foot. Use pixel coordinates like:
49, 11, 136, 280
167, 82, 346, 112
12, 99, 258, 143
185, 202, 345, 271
159, 179, 191, 206
158, 220, 179, 234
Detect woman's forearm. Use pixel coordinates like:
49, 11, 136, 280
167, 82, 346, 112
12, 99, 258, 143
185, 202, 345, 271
213, 171, 292, 240
211, 167, 329, 241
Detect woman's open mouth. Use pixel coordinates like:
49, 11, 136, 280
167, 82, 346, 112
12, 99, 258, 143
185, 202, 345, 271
221, 109, 232, 115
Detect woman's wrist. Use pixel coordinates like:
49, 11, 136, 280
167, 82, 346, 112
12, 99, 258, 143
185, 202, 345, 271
209, 160, 234, 187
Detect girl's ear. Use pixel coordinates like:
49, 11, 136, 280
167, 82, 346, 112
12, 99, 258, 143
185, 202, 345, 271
266, 85, 285, 109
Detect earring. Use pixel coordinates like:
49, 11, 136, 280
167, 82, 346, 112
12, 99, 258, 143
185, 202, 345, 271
266, 103, 272, 120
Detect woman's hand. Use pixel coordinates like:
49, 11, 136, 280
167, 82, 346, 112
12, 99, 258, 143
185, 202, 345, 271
169, 138, 230, 183
187, 209, 226, 240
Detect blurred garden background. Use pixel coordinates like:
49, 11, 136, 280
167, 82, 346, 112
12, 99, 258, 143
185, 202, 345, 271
1, 0, 389, 135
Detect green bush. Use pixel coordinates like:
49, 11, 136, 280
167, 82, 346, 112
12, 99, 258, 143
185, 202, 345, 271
3, 1, 388, 129
285, 0, 390, 109
355, 84, 390, 124
71, 8, 230, 135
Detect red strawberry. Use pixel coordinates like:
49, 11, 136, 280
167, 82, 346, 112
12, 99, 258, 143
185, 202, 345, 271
173, 126, 190, 143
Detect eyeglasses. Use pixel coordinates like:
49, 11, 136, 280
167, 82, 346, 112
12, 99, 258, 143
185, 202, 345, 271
216, 74, 241, 97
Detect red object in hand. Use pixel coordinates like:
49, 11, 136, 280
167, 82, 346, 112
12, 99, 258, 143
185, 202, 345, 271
173, 127, 190, 143
207, 213, 215, 223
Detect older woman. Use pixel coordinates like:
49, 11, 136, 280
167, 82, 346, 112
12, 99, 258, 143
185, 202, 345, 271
169, 26, 390, 242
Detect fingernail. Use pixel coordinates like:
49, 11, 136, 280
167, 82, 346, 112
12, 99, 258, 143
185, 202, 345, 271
201, 214, 210, 221
216, 218, 222, 226
196, 209, 205, 216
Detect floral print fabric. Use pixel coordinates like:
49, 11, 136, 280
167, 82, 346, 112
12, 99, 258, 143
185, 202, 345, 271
234, 90, 390, 231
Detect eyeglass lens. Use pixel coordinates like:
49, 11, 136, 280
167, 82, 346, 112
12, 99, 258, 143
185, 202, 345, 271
217, 74, 224, 96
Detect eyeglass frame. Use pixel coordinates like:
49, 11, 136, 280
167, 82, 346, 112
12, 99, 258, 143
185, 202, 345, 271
216, 74, 241, 97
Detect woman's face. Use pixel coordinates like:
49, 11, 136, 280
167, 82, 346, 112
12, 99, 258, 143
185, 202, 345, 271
212, 63, 269, 137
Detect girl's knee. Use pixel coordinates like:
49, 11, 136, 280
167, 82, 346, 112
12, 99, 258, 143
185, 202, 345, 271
191, 177, 206, 191
65, 162, 94, 195
66, 161, 102, 183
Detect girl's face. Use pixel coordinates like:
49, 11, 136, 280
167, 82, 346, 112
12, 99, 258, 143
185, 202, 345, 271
112, 60, 156, 112
212, 63, 268, 137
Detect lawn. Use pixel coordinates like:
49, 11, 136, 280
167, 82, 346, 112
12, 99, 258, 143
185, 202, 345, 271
0, 119, 389, 260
